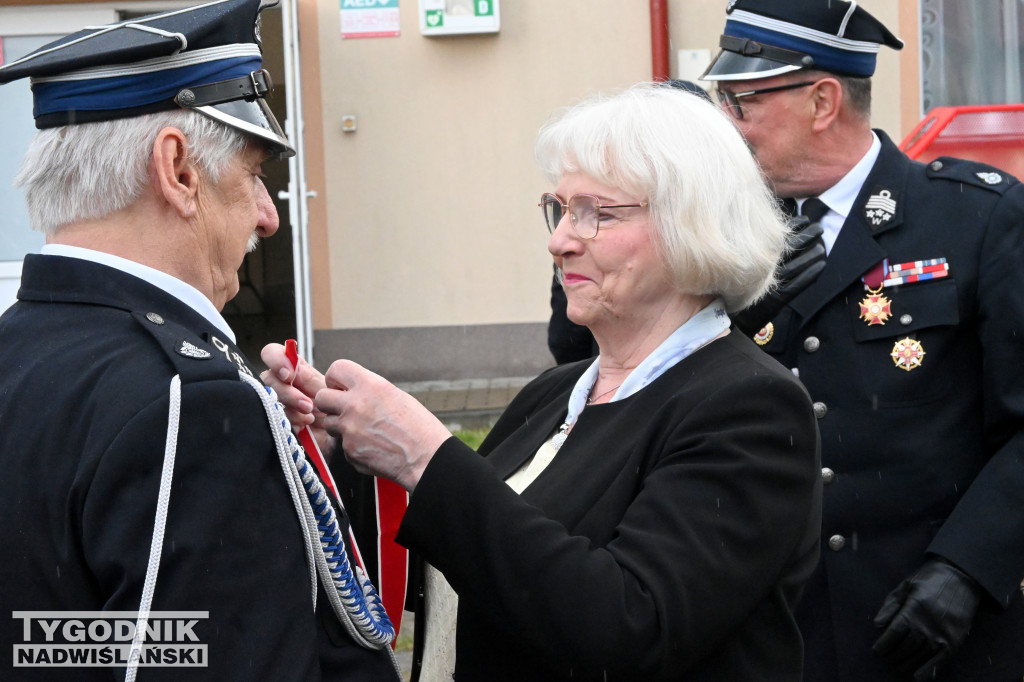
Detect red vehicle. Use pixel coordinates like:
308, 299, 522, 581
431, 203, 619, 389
900, 103, 1024, 178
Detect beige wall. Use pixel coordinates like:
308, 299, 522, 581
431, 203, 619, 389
311, 0, 920, 345
0, 0, 925, 379
313, 1, 652, 333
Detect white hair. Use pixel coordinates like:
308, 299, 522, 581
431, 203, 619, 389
535, 81, 789, 312
16, 109, 246, 235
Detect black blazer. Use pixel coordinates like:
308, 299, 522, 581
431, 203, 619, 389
399, 330, 821, 681
757, 132, 1024, 682
0, 255, 397, 681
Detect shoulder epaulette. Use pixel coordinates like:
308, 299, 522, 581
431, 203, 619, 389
924, 156, 1020, 194
131, 310, 243, 384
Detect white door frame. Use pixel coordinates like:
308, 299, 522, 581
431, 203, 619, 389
278, 0, 316, 364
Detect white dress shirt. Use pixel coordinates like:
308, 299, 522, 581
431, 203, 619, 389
41, 243, 236, 343
796, 131, 882, 255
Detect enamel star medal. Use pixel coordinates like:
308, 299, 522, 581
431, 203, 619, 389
859, 259, 891, 325
891, 337, 926, 371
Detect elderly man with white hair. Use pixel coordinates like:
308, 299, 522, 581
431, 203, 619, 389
0, 1, 399, 679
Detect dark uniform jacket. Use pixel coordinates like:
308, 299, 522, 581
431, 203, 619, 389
754, 132, 1024, 682
0, 254, 397, 681
399, 331, 821, 681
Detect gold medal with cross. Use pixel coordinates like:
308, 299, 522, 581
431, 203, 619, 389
859, 287, 892, 325
859, 259, 891, 326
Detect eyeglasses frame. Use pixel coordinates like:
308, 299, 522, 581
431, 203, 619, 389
539, 192, 648, 239
715, 80, 819, 120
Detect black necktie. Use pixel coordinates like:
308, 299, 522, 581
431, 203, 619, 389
800, 197, 830, 224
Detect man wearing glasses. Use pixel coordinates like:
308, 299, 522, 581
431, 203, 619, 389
702, 1, 1024, 681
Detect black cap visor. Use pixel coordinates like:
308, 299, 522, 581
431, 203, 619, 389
701, 48, 804, 82
194, 98, 295, 159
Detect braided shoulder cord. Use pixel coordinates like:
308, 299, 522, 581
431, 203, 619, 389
127, 374, 399, 682
238, 373, 399, 663
125, 375, 182, 682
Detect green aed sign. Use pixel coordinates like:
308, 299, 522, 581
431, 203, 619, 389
424, 9, 443, 28
419, 0, 500, 36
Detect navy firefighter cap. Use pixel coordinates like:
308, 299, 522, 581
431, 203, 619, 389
701, 0, 904, 82
0, 0, 295, 158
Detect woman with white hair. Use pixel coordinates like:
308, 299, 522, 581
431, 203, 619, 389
263, 82, 821, 681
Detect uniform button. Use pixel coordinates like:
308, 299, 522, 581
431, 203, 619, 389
146, 312, 165, 325
791, 367, 800, 378
900, 314, 913, 326
813, 402, 828, 419
822, 467, 836, 484
803, 336, 820, 352
930, 160, 944, 171
828, 534, 846, 551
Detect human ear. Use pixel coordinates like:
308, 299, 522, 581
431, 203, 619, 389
810, 78, 842, 132
152, 126, 199, 219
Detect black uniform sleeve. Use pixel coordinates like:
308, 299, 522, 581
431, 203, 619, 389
927, 179, 1024, 605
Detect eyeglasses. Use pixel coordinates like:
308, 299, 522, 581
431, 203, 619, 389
715, 80, 817, 120
539, 193, 647, 239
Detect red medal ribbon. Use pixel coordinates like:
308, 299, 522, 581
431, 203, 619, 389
284, 340, 409, 640
375, 477, 409, 636
862, 259, 889, 290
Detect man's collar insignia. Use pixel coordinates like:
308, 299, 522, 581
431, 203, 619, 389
176, 339, 212, 360
864, 188, 896, 227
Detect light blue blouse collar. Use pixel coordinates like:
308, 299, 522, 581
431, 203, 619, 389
562, 298, 731, 430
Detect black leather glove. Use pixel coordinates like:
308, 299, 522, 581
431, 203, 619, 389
732, 216, 826, 336
872, 558, 984, 682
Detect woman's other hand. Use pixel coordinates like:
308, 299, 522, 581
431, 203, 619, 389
317, 359, 452, 492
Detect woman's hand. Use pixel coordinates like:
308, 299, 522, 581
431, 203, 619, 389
260, 342, 336, 454
316, 359, 452, 492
